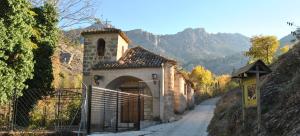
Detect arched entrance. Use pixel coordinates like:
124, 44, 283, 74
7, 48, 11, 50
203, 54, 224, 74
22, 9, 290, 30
106, 76, 153, 123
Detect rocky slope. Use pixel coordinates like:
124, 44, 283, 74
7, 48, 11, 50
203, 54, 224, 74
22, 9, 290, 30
126, 28, 250, 74
208, 42, 300, 136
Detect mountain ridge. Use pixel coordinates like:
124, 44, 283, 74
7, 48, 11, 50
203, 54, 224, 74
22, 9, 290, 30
64, 23, 251, 74
125, 28, 250, 74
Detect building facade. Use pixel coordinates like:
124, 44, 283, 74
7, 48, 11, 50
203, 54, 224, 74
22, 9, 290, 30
82, 28, 194, 131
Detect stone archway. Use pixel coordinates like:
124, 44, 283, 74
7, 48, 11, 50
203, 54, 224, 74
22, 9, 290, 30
105, 76, 153, 122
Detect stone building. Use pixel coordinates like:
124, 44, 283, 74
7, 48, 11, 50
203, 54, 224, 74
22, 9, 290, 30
81, 28, 194, 131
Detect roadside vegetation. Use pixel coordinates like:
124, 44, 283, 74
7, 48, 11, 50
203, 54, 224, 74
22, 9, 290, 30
208, 32, 300, 136
180, 65, 239, 104
0, 0, 93, 131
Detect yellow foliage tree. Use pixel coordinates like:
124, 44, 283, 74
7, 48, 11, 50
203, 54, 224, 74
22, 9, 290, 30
216, 74, 231, 91
245, 35, 279, 64
190, 66, 213, 91
280, 45, 290, 55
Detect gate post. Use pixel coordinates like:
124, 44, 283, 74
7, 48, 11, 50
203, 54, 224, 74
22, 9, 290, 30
87, 85, 92, 134
137, 83, 141, 130
115, 92, 119, 132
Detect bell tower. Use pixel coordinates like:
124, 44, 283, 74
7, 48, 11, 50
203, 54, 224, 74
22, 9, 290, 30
81, 28, 130, 76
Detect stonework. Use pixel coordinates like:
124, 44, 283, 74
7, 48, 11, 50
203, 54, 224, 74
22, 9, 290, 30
174, 73, 187, 113
83, 33, 128, 75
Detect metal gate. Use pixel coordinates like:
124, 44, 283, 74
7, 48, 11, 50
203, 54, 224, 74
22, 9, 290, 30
86, 85, 152, 134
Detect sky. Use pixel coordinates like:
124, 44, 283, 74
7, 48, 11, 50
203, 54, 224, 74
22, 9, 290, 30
91, 0, 300, 38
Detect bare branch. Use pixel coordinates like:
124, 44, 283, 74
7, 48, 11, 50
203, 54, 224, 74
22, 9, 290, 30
30, 0, 97, 29
57, 0, 96, 29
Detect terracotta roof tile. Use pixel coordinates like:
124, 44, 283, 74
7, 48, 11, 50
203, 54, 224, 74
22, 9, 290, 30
93, 46, 176, 70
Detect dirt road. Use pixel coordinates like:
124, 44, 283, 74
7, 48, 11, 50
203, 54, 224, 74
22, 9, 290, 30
90, 97, 219, 136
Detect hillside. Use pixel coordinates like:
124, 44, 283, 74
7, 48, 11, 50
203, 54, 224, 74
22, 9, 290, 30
280, 34, 294, 47
63, 24, 251, 74
52, 42, 83, 88
208, 42, 300, 136
126, 28, 250, 74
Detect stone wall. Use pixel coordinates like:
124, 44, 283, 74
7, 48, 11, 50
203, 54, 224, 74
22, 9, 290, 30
82, 33, 128, 76
163, 63, 176, 122
187, 86, 195, 109
174, 73, 187, 114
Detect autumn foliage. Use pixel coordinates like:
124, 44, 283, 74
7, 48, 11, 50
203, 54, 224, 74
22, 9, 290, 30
184, 66, 238, 104
245, 35, 279, 64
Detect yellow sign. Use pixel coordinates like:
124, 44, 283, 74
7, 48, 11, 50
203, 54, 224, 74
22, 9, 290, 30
242, 76, 257, 108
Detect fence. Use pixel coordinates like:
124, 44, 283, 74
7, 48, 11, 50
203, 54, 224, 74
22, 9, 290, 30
0, 88, 85, 135
87, 86, 152, 134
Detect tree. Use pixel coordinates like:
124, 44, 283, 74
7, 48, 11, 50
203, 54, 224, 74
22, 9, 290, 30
26, 2, 59, 90
280, 45, 290, 55
216, 74, 231, 91
15, 2, 59, 126
245, 35, 279, 64
0, 0, 35, 104
190, 66, 214, 90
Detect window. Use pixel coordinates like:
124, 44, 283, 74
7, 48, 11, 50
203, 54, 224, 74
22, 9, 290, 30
97, 38, 105, 56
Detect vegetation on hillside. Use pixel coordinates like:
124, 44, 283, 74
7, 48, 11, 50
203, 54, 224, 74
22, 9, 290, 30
208, 41, 300, 136
279, 45, 290, 55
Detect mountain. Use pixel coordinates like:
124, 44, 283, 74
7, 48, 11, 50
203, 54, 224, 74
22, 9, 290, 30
125, 28, 250, 74
63, 23, 251, 74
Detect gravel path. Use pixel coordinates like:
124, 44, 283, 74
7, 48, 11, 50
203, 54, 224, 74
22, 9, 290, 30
90, 97, 219, 136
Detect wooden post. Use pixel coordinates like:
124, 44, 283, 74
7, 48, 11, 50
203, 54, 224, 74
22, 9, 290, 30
137, 83, 141, 130
115, 92, 119, 132
103, 90, 106, 131
86, 85, 92, 134
256, 66, 261, 132
240, 79, 245, 128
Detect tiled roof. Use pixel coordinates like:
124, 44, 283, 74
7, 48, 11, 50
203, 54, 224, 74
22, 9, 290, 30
232, 60, 271, 78
81, 28, 131, 43
93, 46, 177, 70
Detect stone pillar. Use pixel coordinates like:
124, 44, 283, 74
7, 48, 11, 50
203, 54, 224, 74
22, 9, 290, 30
174, 74, 186, 114
163, 63, 175, 122
160, 63, 165, 121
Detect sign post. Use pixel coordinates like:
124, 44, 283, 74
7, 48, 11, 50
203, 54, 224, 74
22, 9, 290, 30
232, 60, 271, 132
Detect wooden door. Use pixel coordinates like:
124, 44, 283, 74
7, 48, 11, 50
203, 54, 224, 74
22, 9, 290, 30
120, 88, 144, 123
